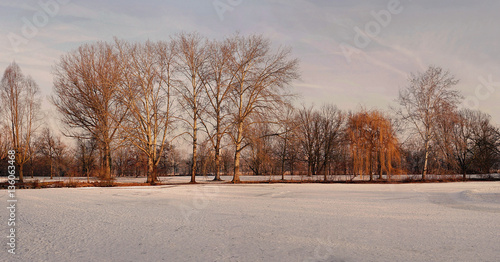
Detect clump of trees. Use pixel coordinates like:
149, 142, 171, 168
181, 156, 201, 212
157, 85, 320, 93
1, 33, 499, 183
51, 33, 299, 183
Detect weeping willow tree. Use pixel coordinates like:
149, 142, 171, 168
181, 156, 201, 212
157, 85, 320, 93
347, 110, 401, 181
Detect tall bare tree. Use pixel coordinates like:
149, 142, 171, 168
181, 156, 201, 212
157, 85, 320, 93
227, 34, 299, 182
0, 62, 40, 183
174, 32, 208, 183
199, 38, 236, 181
115, 39, 176, 184
52, 42, 127, 180
397, 66, 461, 180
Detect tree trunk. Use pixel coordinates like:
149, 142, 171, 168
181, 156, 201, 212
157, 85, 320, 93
422, 139, 429, 181
191, 116, 197, 183
233, 146, 241, 183
323, 161, 328, 182
147, 155, 156, 184
50, 155, 54, 179
213, 142, 222, 181
387, 152, 392, 181
281, 138, 287, 180
103, 143, 111, 180
378, 151, 383, 180
281, 156, 286, 181
232, 122, 243, 183
368, 150, 373, 181
18, 163, 24, 183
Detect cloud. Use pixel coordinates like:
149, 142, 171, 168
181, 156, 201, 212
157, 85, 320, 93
0, 0, 499, 124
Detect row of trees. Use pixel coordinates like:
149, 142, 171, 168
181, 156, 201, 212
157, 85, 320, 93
1, 33, 500, 183
52, 33, 299, 183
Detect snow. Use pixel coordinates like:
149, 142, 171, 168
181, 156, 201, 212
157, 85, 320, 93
2, 174, 498, 185
1, 182, 500, 261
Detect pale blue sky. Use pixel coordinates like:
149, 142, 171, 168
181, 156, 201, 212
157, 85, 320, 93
1, 0, 499, 124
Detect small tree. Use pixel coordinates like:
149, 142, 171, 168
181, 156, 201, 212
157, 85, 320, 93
76, 136, 97, 182
35, 127, 66, 179
470, 114, 500, 175
274, 106, 298, 180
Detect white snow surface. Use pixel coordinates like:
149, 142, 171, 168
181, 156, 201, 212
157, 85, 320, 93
1, 182, 500, 262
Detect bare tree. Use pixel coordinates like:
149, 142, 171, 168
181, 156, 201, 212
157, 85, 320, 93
52, 42, 127, 180
115, 39, 176, 184
199, 38, 235, 181
436, 109, 500, 178
0, 62, 40, 183
397, 66, 461, 180
297, 105, 344, 180
470, 113, 500, 175
318, 105, 344, 181
174, 32, 208, 183
274, 105, 298, 180
246, 120, 274, 177
297, 106, 322, 177
227, 34, 299, 182
76, 136, 97, 182
35, 127, 66, 179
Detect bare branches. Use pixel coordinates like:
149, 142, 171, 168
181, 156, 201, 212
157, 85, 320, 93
227, 34, 300, 182
396, 66, 462, 180
0, 62, 41, 182
114, 39, 177, 183
173, 32, 208, 183
52, 41, 126, 180
297, 105, 344, 179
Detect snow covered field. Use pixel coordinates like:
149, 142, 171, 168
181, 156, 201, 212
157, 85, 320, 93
1, 182, 499, 261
